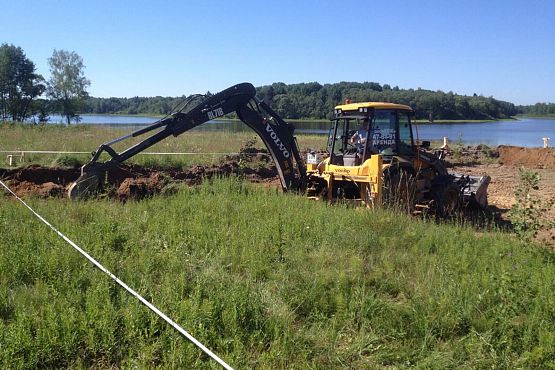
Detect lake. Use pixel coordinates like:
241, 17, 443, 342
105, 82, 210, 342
47, 115, 555, 148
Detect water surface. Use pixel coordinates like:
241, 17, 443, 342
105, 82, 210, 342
48, 115, 555, 148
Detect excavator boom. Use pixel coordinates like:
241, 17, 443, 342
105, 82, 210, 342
68, 83, 306, 199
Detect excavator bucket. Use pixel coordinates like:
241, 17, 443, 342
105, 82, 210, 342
67, 168, 103, 200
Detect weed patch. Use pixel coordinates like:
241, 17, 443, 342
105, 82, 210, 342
509, 168, 555, 241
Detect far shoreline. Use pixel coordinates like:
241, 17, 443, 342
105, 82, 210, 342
80, 113, 515, 125
515, 114, 555, 120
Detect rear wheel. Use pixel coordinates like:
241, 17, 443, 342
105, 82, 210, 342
383, 167, 416, 211
431, 183, 460, 217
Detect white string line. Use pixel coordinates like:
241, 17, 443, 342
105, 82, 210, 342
0, 179, 233, 370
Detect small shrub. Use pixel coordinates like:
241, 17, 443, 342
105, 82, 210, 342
508, 168, 555, 241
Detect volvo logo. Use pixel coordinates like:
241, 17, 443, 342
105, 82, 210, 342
265, 123, 290, 158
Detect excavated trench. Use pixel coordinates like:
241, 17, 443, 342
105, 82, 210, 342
0, 149, 280, 201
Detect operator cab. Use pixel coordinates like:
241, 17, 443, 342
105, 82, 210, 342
328, 102, 415, 165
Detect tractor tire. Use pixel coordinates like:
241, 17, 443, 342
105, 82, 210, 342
383, 167, 416, 211
431, 182, 460, 217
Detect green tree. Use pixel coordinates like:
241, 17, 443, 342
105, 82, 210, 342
0, 43, 45, 122
47, 49, 90, 124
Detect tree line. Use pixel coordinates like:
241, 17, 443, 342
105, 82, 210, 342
518, 103, 555, 116
82, 81, 521, 121
256, 82, 519, 120
83, 96, 186, 116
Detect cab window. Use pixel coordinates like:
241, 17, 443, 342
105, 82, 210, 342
329, 119, 351, 156
398, 112, 413, 155
369, 110, 397, 154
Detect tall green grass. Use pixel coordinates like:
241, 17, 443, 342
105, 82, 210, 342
1, 178, 554, 368
0, 124, 326, 168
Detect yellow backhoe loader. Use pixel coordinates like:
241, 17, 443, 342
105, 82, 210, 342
305, 101, 490, 215
68, 83, 490, 216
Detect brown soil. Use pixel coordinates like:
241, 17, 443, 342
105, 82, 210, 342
446, 146, 555, 210
0, 165, 80, 198
0, 149, 279, 201
497, 145, 555, 170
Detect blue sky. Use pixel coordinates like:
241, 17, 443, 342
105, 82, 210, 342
2, 0, 553, 104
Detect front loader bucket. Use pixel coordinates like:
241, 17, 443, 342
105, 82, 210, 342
453, 173, 491, 208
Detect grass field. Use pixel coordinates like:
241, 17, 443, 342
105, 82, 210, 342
0, 123, 327, 168
2, 124, 555, 368
1, 179, 555, 368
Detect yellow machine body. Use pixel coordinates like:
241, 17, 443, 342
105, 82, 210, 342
306, 154, 384, 206
306, 100, 490, 212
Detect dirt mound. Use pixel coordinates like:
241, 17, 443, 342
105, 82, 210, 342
0, 165, 79, 198
1, 149, 279, 200
5, 181, 64, 198
498, 146, 555, 169
117, 172, 167, 200
0, 165, 80, 185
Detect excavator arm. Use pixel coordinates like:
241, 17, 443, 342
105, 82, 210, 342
68, 83, 306, 199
